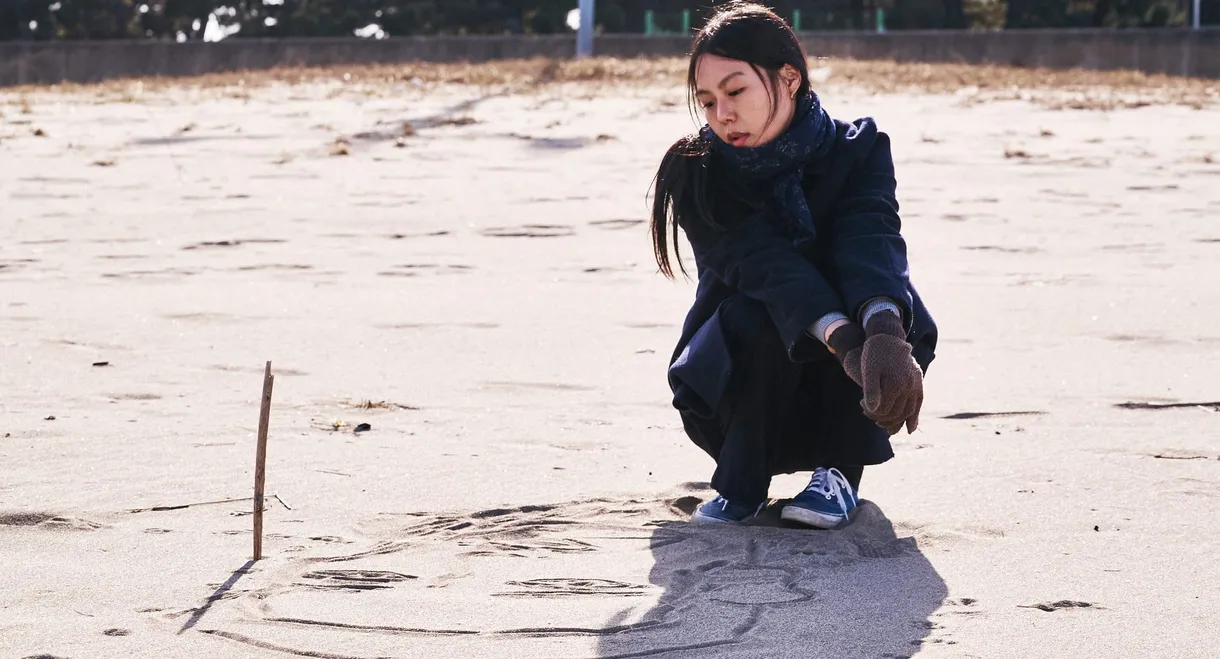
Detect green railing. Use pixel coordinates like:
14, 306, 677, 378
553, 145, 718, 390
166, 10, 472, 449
641, 8, 887, 36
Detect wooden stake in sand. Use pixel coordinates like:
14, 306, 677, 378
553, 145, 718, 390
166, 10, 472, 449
253, 361, 274, 561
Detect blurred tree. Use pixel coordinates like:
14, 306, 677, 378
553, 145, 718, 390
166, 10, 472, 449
1005, 0, 1067, 26
0, 0, 55, 40
964, 0, 1008, 27
2, 0, 1217, 40
1091, 0, 1188, 25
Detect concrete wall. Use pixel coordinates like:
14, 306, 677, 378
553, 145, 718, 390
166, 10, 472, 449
1, 28, 1218, 88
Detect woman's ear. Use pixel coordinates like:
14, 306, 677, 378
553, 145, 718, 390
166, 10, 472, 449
780, 64, 801, 98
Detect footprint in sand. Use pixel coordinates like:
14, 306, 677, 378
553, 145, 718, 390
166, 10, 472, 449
479, 224, 575, 238
941, 411, 1046, 420
296, 569, 417, 591
589, 219, 645, 230
1021, 600, 1097, 612
1114, 400, 1220, 411
378, 264, 474, 277
0, 512, 57, 526
494, 578, 655, 598
101, 267, 199, 279
1147, 450, 1215, 460
107, 393, 162, 401
232, 264, 314, 272
181, 239, 285, 250
479, 380, 595, 393
935, 597, 982, 617
388, 230, 451, 239
0, 512, 104, 531
377, 322, 499, 330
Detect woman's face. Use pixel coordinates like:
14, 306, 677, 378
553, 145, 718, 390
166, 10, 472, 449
694, 54, 801, 149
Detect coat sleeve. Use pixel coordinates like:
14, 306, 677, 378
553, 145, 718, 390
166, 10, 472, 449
829, 120, 916, 331
682, 210, 845, 361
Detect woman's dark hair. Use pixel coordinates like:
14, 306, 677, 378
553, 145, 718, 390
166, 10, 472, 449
649, 1, 812, 279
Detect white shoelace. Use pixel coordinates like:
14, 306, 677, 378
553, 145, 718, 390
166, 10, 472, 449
806, 467, 855, 516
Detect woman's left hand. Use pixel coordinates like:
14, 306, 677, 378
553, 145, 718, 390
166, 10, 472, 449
858, 313, 924, 435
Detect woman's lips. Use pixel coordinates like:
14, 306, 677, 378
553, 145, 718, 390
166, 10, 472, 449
727, 132, 750, 147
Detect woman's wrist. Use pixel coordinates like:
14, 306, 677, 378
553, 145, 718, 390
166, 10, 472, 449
810, 312, 850, 349
823, 318, 851, 346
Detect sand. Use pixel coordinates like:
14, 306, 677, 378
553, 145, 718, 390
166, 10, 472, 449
2, 58, 1219, 658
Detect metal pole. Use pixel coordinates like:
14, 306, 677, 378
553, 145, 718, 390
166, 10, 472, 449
577, 0, 595, 58
1193, 0, 1201, 29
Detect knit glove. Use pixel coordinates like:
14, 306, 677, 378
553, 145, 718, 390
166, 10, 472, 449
826, 322, 866, 389
859, 313, 923, 435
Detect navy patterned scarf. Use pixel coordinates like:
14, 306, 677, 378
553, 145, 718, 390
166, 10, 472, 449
701, 91, 836, 239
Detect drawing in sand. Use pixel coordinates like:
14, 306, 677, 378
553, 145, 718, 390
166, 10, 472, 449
2, 2, 1220, 657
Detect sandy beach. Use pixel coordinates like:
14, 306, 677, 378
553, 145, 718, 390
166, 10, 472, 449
2, 58, 1219, 658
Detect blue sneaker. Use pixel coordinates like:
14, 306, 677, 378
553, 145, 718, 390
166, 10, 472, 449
691, 496, 765, 524
780, 467, 859, 529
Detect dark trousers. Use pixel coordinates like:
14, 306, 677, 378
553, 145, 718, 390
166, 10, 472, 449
680, 296, 893, 505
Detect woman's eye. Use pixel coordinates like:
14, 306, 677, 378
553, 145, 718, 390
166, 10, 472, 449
728, 88, 745, 96
702, 101, 715, 109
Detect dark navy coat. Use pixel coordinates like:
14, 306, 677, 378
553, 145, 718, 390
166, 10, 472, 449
667, 117, 938, 419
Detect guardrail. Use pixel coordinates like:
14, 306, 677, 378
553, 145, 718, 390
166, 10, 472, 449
1, 28, 1217, 87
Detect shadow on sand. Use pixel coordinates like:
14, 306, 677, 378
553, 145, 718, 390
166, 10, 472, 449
595, 499, 947, 659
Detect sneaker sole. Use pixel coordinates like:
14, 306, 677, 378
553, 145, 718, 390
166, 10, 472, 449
780, 505, 848, 529
690, 511, 738, 524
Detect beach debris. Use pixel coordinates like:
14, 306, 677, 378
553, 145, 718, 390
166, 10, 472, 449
311, 418, 348, 432
127, 496, 251, 513
341, 399, 418, 411
354, 423, 372, 433
329, 138, 350, 156
92, 361, 109, 367
44, 415, 55, 421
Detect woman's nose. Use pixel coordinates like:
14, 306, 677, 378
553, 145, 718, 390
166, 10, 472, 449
715, 100, 735, 124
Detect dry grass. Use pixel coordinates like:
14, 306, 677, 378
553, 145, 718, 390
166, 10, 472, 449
2, 56, 1217, 110
341, 399, 420, 411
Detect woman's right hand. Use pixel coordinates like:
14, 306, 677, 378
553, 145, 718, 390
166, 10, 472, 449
826, 321, 866, 388
858, 313, 924, 435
